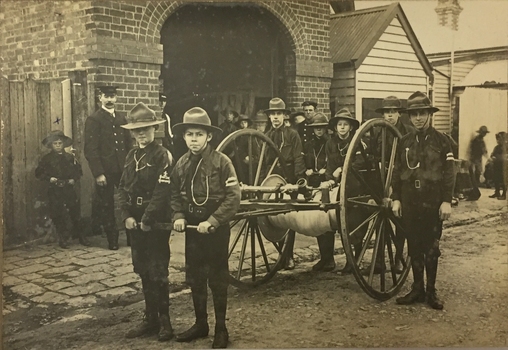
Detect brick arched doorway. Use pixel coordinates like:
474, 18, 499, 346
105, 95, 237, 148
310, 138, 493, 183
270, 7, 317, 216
158, 4, 298, 129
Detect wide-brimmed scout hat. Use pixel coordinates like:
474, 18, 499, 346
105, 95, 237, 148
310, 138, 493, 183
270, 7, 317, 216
477, 125, 490, 134
308, 113, 329, 127
328, 108, 360, 130
302, 100, 318, 109
97, 85, 118, 95
42, 130, 73, 149
375, 96, 405, 113
290, 111, 306, 125
252, 110, 268, 122
121, 102, 165, 130
172, 107, 222, 135
265, 97, 291, 115
221, 108, 239, 119
404, 91, 439, 114
235, 114, 253, 127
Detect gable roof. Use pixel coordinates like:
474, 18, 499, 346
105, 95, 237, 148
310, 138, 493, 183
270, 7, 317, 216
330, 2, 433, 77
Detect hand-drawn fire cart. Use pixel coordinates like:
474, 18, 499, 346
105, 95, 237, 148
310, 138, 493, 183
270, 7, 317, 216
216, 119, 411, 301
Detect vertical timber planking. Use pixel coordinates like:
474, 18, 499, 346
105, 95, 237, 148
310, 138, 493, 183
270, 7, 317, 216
2, 77, 14, 242
24, 78, 38, 240
50, 80, 63, 132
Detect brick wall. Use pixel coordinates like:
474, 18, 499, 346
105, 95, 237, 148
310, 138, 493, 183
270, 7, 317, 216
1, 1, 333, 114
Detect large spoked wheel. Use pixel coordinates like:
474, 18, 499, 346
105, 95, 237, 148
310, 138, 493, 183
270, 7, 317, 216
217, 129, 292, 288
339, 118, 411, 300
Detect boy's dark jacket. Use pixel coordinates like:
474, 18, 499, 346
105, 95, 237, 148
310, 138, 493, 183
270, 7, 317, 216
170, 145, 241, 228
35, 151, 82, 183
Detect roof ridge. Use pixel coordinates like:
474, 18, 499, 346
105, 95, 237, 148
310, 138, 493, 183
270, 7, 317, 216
330, 4, 392, 19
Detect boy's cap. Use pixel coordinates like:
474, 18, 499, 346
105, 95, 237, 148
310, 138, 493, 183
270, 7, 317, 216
42, 130, 73, 149
477, 125, 490, 134
328, 108, 360, 130
172, 107, 222, 135
290, 111, 306, 125
403, 91, 439, 114
235, 114, 253, 127
302, 100, 318, 109
375, 96, 404, 113
97, 85, 118, 95
121, 102, 165, 130
252, 110, 268, 122
265, 97, 290, 115
308, 113, 329, 127
221, 108, 239, 119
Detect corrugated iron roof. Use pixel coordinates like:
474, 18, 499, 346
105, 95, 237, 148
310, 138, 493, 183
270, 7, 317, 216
330, 3, 433, 77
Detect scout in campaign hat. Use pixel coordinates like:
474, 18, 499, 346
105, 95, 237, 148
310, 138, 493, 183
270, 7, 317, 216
172, 107, 222, 135
290, 111, 306, 125
375, 96, 405, 113
264, 97, 291, 115
403, 91, 439, 114
328, 107, 360, 130
235, 114, 253, 128
121, 102, 165, 130
97, 85, 118, 95
42, 130, 73, 149
308, 112, 329, 127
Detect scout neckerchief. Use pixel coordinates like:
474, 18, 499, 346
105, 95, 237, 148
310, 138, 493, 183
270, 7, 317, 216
186, 152, 209, 206
313, 136, 326, 171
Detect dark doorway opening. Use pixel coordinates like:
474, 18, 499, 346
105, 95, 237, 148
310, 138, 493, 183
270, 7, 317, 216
160, 4, 294, 128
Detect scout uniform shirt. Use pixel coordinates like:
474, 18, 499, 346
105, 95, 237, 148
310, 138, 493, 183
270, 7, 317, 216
117, 141, 173, 226
266, 125, 306, 182
303, 134, 328, 187
170, 144, 241, 228
392, 126, 455, 208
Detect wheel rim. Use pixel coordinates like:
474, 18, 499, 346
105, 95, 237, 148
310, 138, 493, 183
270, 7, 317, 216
339, 118, 411, 300
217, 129, 291, 287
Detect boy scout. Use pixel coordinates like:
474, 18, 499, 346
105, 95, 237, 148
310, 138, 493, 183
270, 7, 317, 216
35, 130, 90, 248
170, 107, 241, 349
392, 91, 455, 310
303, 113, 336, 271
118, 103, 174, 341
84, 85, 132, 250
265, 97, 306, 270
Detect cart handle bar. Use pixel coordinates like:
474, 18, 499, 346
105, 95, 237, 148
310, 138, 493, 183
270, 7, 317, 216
137, 223, 216, 234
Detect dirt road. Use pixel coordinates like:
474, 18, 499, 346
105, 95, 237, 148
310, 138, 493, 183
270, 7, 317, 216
3, 213, 507, 349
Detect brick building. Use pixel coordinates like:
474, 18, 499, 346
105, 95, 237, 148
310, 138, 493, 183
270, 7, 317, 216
0, 1, 335, 245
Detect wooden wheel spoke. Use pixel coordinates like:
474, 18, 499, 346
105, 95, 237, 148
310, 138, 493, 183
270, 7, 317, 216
250, 224, 256, 281
272, 240, 284, 254
356, 214, 382, 265
236, 220, 250, 280
384, 222, 398, 285
351, 167, 382, 203
387, 212, 408, 237
348, 210, 380, 242
247, 136, 254, 185
228, 220, 247, 258
367, 218, 384, 286
253, 141, 267, 187
380, 127, 387, 186
255, 225, 271, 273
384, 137, 398, 196
346, 197, 379, 209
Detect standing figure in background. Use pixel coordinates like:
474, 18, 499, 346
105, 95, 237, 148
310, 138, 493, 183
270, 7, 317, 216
469, 125, 489, 186
303, 113, 335, 272
118, 103, 174, 342
392, 92, 455, 310
160, 93, 174, 156
35, 130, 90, 248
298, 100, 318, 147
489, 131, 507, 200
84, 85, 132, 250
252, 110, 269, 133
265, 98, 306, 270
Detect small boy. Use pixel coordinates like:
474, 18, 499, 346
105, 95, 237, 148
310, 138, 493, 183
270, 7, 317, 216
118, 102, 174, 341
35, 130, 90, 248
170, 107, 241, 349
321, 108, 363, 274
303, 113, 335, 272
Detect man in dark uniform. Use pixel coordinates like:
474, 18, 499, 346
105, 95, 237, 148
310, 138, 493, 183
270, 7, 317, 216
265, 98, 306, 270
392, 91, 455, 310
84, 85, 132, 250
118, 103, 174, 341
171, 107, 241, 349
159, 93, 174, 155
298, 100, 318, 147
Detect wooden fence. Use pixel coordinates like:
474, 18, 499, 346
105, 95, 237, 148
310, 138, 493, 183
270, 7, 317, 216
1, 75, 94, 247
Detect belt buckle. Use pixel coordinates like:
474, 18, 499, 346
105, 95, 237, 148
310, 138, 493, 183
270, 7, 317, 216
136, 197, 143, 206
415, 180, 421, 189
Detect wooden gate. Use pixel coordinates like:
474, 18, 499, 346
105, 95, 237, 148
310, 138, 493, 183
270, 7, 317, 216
1, 76, 89, 246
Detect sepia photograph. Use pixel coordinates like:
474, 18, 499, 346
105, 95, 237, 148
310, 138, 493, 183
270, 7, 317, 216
1, 0, 507, 349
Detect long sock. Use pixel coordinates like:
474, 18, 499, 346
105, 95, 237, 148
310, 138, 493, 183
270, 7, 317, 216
158, 280, 170, 316
317, 232, 335, 261
191, 285, 208, 324
212, 288, 227, 330
425, 254, 439, 292
411, 254, 425, 287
